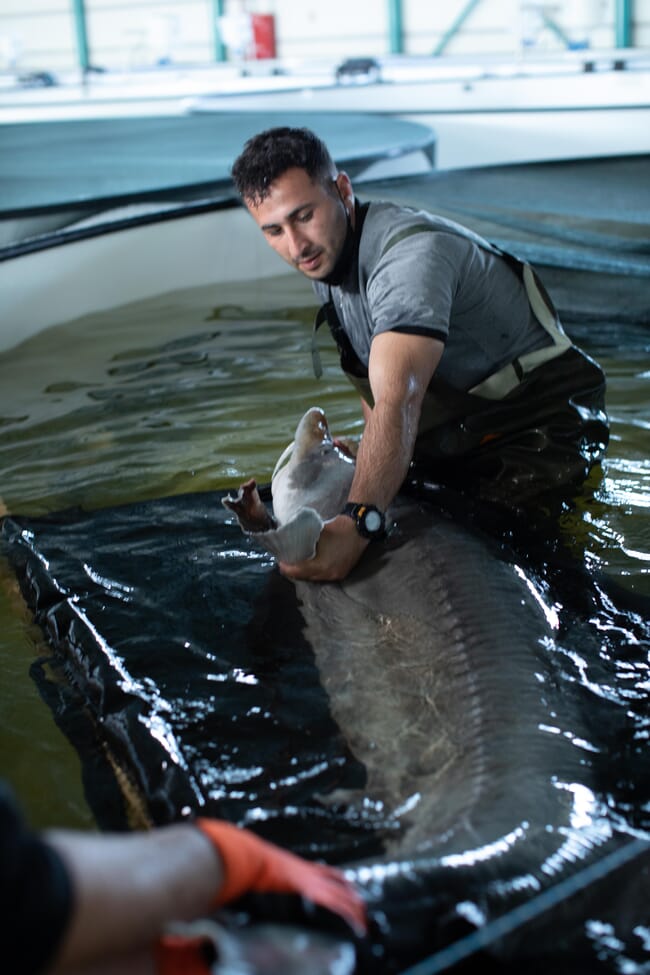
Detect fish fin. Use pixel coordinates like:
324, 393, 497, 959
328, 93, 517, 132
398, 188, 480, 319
222, 479, 276, 533
252, 508, 324, 563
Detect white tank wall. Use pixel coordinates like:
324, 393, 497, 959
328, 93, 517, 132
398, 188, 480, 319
1, 0, 647, 74
0, 206, 290, 352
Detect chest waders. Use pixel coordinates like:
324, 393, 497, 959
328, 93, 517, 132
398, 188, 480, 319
312, 223, 609, 507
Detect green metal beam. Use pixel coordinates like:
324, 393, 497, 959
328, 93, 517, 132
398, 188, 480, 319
433, 0, 483, 57
71, 0, 90, 72
212, 0, 227, 62
615, 0, 633, 47
387, 0, 404, 54
540, 12, 573, 48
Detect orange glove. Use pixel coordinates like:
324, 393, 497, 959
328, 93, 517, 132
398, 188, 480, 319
197, 818, 367, 935
154, 934, 212, 975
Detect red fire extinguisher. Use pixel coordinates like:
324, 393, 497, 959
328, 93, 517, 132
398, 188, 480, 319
250, 13, 276, 59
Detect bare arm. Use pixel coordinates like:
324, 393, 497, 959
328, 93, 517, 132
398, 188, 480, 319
349, 331, 444, 507
279, 331, 443, 581
47, 824, 222, 973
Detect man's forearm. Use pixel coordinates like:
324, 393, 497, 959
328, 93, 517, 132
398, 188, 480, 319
349, 331, 441, 512
349, 395, 419, 509
48, 824, 222, 972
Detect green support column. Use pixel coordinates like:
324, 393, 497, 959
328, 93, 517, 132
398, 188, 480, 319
615, 0, 633, 48
212, 0, 227, 62
387, 0, 404, 54
433, 0, 483, 57
71, 0, 90, 72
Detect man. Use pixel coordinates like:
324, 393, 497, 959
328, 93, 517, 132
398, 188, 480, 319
1, 779, 365, 973
231, 126, 608, 583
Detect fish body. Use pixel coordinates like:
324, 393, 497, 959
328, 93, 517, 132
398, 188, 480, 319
224, 407, 626, 969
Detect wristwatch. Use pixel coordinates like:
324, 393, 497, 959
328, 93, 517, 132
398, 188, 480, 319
342, 502, 386, 540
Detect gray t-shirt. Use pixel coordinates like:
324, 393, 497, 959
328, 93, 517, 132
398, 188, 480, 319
313, 201, 552, 391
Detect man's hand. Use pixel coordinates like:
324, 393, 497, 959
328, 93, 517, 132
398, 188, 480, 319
278, 515, 368, 582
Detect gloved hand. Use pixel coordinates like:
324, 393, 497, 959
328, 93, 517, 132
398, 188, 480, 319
197, 818, 367, 935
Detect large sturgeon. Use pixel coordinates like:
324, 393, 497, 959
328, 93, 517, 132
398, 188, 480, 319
223, 407, 621, 968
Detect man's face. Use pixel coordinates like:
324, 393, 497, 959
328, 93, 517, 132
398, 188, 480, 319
245, 167, 353, 281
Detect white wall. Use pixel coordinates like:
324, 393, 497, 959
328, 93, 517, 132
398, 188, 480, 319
0, 0, 646, 75
1, 0, 77, 73
267, 0, 388, 62
85, 0, 214, 70
401, 0, 618, 56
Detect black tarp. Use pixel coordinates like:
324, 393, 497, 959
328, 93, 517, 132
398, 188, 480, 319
3, 490, 650, 974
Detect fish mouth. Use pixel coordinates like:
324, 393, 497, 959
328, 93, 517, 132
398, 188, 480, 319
332, 437, 355, 459
299, 407, 330, 445
272, 409, 330, 481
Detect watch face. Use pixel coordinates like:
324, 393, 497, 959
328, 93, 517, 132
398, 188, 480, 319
363, 509, 383, 533
343, 502, 385, 539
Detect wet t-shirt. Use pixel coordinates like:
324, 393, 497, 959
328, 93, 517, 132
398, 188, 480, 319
313, 201, 552, 391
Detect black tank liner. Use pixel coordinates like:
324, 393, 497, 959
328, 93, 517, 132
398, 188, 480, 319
3, 490, 649, 973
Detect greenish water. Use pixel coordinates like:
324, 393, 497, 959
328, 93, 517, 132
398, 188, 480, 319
0, 276, 648, 830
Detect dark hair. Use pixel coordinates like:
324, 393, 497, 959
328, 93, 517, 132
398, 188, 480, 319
231, 127, 337, 205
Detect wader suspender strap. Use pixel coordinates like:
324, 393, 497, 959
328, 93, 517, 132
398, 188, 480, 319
377, 223, 573, 400
311, 200, 371, 382
311, 305, 327, 379
380, 222, 559, 328
312, 291, 369, 383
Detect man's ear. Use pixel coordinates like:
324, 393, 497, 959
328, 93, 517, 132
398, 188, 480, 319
335, 171, 355, 211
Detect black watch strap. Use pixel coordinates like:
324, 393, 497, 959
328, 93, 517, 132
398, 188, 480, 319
342, 502, 386, 540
